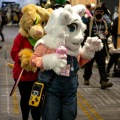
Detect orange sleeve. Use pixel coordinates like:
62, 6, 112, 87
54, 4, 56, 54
30, 44, 47, 69
78, 55, 90, 67
30, 44, 55, 70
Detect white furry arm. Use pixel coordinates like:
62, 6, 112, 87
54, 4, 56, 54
80, 37, 103, 60
42, 53, 67, 74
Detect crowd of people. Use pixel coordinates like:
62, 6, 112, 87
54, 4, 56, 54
0, 1, 120, 120
1, 3, 22, 25
0, 3, 22, 49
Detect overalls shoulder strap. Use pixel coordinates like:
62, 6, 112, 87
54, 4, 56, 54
102, 19, 108, 31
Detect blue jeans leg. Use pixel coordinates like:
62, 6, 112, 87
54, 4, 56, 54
42, 75, 78, 120
42, 91, 61, 120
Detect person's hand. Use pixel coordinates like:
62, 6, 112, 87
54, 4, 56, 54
104, 30, 109, 35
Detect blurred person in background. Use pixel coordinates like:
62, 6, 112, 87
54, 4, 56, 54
0, 9, 5, 42
82, 3, 93, 24
0, 9, 2, 49
106, 17, 119, 76
100, 2, 111, 16
5, 4, 13, 26
112, 7, 118, 21
90, 3, 96, 15
83, 6, 113, 89
100, 2, 112, 36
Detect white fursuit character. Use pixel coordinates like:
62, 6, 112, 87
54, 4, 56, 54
33, 4, 103, 75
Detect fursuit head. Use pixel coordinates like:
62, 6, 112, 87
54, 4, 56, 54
35, 4, 86, 56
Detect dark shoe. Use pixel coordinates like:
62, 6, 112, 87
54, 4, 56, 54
84, 80, 89, 85
100, 79, 109, 84
1, 40, 5, 42
101, 81, 113, 89
0, 46, 2, 49
107, 72, 110, 77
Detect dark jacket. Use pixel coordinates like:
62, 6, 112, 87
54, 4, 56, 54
111, 17, 118, 48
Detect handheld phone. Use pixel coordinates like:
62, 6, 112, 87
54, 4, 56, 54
29, 82, 44, 107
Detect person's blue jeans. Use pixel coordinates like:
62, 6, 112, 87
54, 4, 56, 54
42, 75, 78, 120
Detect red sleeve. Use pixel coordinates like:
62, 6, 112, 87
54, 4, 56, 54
10, 34, 24, 63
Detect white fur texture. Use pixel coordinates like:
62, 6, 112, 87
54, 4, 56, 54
42, 53, 67, 74
72, 4, 86, 17
80, 37, 103, 59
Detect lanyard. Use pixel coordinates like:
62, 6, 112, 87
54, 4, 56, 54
71, 57, 74, 71
94, 20, 102, 33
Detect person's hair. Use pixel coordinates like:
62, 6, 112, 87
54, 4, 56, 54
101, 2, 105, 6
86, 3, 91, 10
94, 5, 104, 12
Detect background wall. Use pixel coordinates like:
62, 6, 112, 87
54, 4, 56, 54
0, 0, 118, 16
70, 0, 96, 5
70, 0, 119, 18
100, 0, 119, 16
0, 0, 40, 8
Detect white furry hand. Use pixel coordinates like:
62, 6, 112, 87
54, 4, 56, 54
80, 37, 103, 60
42, 53, 67, 74
85, 37, 103, 52
53, 59, 67, 75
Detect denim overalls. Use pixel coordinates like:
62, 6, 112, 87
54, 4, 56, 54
38, 55, 79, 120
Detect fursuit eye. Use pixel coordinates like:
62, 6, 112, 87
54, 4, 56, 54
67, 23, 78, 32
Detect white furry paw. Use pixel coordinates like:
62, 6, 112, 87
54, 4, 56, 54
80, 37, 103, 60
53, 59, 67, 75
42, 53, 67, 71
53, 67, 61, 75
85, 36, 103, 52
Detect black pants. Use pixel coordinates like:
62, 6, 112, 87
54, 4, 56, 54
0, 32, 4, 41
0, 24, 4, 41
83, 49, 108, 82
18, 81, 41, 120
107, 54, 118, 73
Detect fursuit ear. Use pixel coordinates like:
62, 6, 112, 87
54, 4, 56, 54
72, 4, 86, 17
59, 10, 71, 25
64, 4, 73, 13
36, 6, 51, 19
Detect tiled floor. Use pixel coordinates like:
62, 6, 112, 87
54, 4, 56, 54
0, 26, 120, 120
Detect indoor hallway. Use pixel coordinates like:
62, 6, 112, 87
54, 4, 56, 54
0, 25, 120, 120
